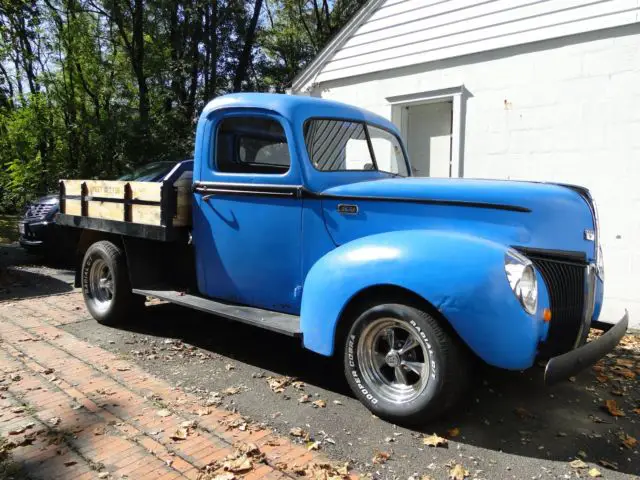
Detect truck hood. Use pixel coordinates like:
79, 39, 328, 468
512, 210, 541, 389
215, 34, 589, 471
319, 177, 597, 261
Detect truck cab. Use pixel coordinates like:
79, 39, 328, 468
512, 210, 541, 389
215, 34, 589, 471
57, 93, 627, 424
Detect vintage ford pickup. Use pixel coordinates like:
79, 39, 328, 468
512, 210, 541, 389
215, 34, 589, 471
57, 93, 628, 423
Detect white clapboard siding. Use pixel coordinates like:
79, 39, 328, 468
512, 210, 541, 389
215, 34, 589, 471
301, 0, 639, 88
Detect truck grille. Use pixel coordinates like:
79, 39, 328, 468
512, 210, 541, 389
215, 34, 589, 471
25, 203, 53, 219
517, 248, 587, 357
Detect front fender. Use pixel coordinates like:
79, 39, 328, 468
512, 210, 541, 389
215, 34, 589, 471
300, 230, 551, 370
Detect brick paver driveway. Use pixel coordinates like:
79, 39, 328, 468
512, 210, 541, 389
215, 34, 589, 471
0, 292, 344, 480
0, 247, 638, 480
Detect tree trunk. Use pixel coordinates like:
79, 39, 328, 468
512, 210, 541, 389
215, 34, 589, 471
132, 0, 148, 129
233, 0, 263, 92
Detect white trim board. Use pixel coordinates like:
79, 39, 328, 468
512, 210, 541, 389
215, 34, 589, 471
387, 86, 469, 178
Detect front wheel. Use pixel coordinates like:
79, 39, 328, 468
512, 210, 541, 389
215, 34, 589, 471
81, 240, 143, 326
343, 303, 469, 424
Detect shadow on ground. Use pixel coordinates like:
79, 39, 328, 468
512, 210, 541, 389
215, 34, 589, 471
116, 302, 640, 476
0, 244, 74, 301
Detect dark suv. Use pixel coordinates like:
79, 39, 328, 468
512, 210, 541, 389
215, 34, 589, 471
19, 160, 192, 256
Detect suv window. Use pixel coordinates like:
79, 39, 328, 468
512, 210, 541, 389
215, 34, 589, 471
216, 117, 290, 174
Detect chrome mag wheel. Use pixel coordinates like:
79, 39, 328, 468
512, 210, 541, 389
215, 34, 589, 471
88, 258, 114, 313
357, 317, 430, 403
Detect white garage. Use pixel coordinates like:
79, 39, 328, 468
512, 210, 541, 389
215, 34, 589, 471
291, 0, 640, 328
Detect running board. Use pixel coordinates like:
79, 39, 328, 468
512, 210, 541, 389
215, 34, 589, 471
133, 289, 301, 337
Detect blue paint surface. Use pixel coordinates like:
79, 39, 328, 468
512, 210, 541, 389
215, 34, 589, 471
192, 93, 603, 370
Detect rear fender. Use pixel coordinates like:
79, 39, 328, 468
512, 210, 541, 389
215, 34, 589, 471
300, 230, 550, 370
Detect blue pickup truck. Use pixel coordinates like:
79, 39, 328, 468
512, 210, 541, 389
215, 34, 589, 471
57, 93, 628, 423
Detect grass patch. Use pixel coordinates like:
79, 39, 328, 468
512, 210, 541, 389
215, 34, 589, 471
0, 215, 19, 244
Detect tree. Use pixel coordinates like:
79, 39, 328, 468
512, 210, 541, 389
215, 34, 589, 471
0, 0, 366, 213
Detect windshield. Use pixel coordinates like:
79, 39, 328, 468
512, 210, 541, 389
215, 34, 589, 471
117, 161, 175, 182
304, 119, 409, 177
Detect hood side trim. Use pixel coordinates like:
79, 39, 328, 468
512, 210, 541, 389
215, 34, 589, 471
305, 190, 531, 213
192, 181, 531, 212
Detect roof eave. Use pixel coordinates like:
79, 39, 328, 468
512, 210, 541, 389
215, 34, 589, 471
291, 0, 386, 93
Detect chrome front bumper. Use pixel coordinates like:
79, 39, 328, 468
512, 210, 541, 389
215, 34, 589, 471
544, 311, 628, 384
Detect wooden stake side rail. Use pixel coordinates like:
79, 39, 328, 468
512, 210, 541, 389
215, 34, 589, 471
57, 178, 191, 242
59, 179, 191, 227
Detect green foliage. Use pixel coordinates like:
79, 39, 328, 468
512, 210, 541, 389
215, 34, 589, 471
0, 0, 366, 213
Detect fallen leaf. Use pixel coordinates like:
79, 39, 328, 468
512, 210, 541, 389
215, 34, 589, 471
223, 455, 253, 473
115, 366, 130, 372
312, 399, 326, 408
616, 358, 634, 368
513, 407, 534, 419
48, 417, 60, 426
447, 427, 460, 438
604, 399, 625, 417
448, 464, 469, 480
372, 451, 390, 464
237, 442, 261, 457
306, 440, 321, 450
423, 434, 448, 447
223, 386, 241, 395
612, 366, 636, 379
596, 374, 609, 383
266, 376, 291, 393
289, 427, 306, 437
588, 468, 602, 477
170, 428, 188, 440
180, 420, 197, 430
298, 394, 311, 404
156, 409, 172, 417
621, 434, 637, 449
337, 463, 350, 475
570, 459, 588, 469
633, 408, 640, 415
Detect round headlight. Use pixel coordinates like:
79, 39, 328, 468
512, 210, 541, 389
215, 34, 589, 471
505, 250, 538, 315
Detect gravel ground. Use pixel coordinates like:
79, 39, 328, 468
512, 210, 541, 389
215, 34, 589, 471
1, 243, 639, 479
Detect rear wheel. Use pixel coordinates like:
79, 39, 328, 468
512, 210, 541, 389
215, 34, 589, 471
81, 240, 143, 325
343, 303, 469, 424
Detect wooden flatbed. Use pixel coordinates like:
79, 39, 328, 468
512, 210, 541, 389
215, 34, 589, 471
58, 166, 192, 242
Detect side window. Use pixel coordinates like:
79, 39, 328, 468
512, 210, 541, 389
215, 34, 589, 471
215, 116, 290, 174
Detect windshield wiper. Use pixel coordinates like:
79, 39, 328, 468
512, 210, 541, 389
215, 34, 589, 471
380, 171, 405, 178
